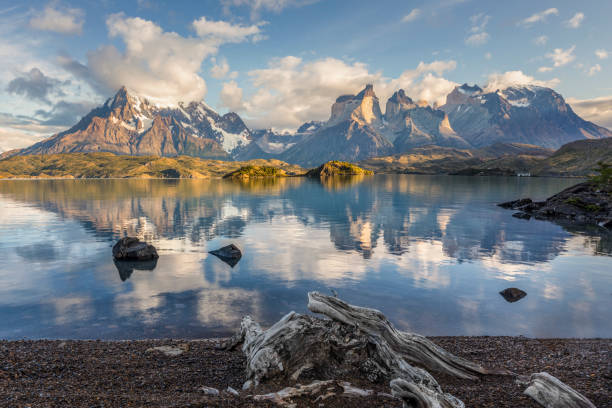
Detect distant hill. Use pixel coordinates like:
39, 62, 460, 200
0, 152, 303, 179
359, 138, 612, 177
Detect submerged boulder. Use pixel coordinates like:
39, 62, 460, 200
209, 244, 242, 267
112, 237, 158, 261
499, 287, 527, 303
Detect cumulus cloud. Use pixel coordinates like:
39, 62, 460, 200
534, 35, 548, 46
220, 80, 245, 111
6, 68, 68, 104
565, 12, 584, 28
29, 4, 84, 35
538, 66, 553, 73
483, 70, 560, 92
518, 8, 558, 26
595, 49, 609, 59
587, 64, 601, 76
63, 14, 264, 106
221, 0, 318, 19
402, 8, 421, 23
192, 16, 265, 43
567, 96, 612, 129
546, 45, 576, 67
221, 57, 457, 129
210, 57, 233, 79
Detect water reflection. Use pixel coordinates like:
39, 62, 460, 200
0, 176, 610, 339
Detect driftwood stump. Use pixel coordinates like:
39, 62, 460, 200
523, 372, 597, 408
226, 291, 513, 406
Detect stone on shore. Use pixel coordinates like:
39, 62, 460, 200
112, 237, 158, 261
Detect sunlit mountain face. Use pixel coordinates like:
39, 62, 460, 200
0, 176, 610, 339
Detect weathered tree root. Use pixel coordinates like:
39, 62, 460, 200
523, 372, 597, 408
226, 291, 513, 407
391, 378, 465, 408
252, 380, 376, 406
307, 291, 510, 379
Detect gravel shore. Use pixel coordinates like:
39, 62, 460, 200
1, 336, 610, 407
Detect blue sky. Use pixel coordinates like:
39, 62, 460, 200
1, 0, 611, 151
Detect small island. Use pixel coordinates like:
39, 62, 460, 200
222, 165, 290, 180
306, 160, 373, 177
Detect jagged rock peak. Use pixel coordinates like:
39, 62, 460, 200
458, 83, 483, 95
356, 84, 376, 98
329, 84, 383, 126
388, 89, 414, 105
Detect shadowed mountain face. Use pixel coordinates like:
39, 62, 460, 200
440, 84, 612, 149
1, 176, 611, 339
7, 87, 252, 160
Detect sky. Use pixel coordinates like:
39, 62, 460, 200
1, 0, 611, 152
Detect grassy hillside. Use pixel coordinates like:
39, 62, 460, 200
0, 152, 304, 179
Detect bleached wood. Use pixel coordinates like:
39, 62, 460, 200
391, 378, 465, 408
523, 372, 596, 408
307, 291, 509, 380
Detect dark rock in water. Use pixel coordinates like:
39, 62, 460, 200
498, 182, 612, 230
114, 259, 158, 281
112, 237, 159, 261
498, 198, 532, 209
512, 212, 532, 220
499, 288, 527, 303
209, 244, 242, 267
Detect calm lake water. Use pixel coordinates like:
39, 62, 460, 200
0, 175, 610, 339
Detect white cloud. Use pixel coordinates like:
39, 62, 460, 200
29, 4, 84, 35
565, 12, 584, 28
595, 49, 609, 59
534, 35, 548, 46
465, 13, 490, 46
79, 14, 263, 106
518, 8, 558, 26
402, 8, 421, 23
567, 96, 612, 129
220, 80, 245, 111
484, 70, 560, 92
192, 16, 265, 43
466, 32, 489, 46
546, 45, 576, 67
587, 64, 601, 76
225, 57, 457, 129
210, 57, 231, 79
221, 0, 318, 19
538, 66, 553, 73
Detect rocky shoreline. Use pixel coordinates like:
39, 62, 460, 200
1, 336, 609, 407
499, 181, 612, 230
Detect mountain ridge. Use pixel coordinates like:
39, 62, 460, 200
4, 83, 611, 166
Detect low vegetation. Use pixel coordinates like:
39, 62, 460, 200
589, 161, 612, 187
0, 152, 304, 179
306, 160, 373, 177
222, 165, 289, 179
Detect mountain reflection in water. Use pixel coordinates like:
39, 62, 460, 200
0, 175, 610, 339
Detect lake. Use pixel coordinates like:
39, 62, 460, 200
0, 175, 610, 339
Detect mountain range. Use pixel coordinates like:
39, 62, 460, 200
2, 83, 611, 166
